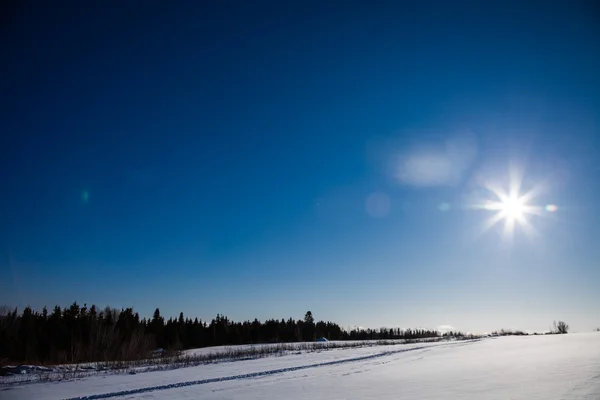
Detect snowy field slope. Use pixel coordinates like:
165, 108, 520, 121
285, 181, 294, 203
0, 338, 446, 385
181, 337, 444, 357
2, 333, 599, 400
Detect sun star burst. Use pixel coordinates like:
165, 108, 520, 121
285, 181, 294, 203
475, 168, 550, 241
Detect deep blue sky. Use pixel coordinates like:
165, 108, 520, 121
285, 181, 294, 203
1, 1, 599, 333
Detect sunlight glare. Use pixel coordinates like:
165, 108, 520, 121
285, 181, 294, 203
500, 197, 525, 221
474, 168, 552, 241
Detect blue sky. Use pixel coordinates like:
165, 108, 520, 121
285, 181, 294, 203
1, 1, 599, 333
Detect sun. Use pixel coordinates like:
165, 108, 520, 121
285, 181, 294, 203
471, 164, 559, 241
475, 168, 551, 240
480, 190, 536, 239
483, 192, 529, 221
498, 196, 526, 221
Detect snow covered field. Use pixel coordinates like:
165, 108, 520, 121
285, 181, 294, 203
2, 333, 599, 399
0, 338, 447, 385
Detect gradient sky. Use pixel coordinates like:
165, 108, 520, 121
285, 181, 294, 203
1, 1, 599, 333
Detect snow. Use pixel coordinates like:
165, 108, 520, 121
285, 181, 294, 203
181, 338, 434, 357
2, 333, 599, 399
2, 339, 441, 386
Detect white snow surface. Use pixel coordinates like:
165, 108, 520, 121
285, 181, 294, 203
2, 333, 599, 399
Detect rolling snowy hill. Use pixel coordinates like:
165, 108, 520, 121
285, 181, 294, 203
2, 333, 599, 399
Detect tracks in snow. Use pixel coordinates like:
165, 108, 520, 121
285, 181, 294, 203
64, 340, 480, 400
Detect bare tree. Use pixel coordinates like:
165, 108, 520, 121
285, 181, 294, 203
556, 320, 569, 334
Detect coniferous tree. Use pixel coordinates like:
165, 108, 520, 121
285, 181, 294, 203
0, 303, 446, 365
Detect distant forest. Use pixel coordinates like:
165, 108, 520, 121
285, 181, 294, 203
0, 303, 452, 364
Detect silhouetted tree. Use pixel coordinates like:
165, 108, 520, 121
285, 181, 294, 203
0, 303, 449, 364
556, 321, 569, 334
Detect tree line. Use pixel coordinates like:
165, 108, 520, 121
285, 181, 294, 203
0, 303, 447, 364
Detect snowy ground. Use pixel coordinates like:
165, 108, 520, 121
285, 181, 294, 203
0, 338, 446, 385
2, 333, 599, 399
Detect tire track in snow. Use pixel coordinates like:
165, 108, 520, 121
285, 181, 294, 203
64, 340, 480, 400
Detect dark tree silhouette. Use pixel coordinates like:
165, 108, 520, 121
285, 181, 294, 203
0, 303, 445, 364
556, 321, 569, 334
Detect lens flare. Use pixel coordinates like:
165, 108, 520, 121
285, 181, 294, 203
499, 196, 526, 221
473, 166, 552, 241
